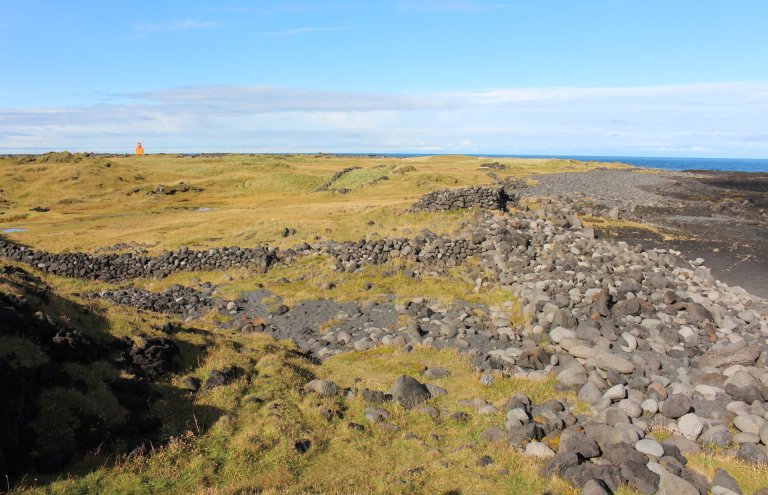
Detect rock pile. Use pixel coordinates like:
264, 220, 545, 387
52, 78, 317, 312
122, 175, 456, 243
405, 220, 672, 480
89, 285, 215, 317
303, 373, 761, 494
409, 185, 510, 212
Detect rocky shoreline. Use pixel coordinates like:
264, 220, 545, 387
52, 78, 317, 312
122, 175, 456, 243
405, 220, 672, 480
3, 172, 768, 494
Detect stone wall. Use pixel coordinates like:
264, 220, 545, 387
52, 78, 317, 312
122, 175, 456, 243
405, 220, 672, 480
0, 242, 277, 282
409, 185, 510, 212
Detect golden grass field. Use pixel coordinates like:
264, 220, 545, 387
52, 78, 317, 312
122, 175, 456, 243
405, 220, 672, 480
0, 152, 627, 252
2, 153, 765, 495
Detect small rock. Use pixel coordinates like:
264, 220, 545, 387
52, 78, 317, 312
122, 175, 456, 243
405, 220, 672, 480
423, 367, 450, 379
294, 439, 311, 454
476, 455, 494, 467
304, 379, 338, 397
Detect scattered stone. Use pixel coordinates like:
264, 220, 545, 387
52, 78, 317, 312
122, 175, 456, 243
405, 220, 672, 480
304, 379, 338, 398
476, 455, 494, 467
294, 439, 311, 454
388, 376, 431, 408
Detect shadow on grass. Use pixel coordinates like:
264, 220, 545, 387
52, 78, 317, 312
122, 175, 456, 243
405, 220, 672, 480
0, 263, 224, 492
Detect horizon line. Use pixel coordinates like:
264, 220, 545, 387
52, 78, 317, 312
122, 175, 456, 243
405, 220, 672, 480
2, 150, 768, 161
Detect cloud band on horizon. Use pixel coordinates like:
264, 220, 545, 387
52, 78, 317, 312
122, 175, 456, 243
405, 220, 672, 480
1, 82, 766, 157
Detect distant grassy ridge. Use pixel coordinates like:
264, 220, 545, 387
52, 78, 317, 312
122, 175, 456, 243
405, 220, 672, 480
0, 153, 628, 253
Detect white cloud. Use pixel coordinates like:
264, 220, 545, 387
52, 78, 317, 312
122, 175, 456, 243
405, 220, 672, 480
260, 26, 354, 37
132, 20, 223, 34
1, 83, 767, 156
396, 1, 515, 13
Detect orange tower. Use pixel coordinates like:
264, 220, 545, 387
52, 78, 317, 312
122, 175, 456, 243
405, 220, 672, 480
135, 142, 144, 155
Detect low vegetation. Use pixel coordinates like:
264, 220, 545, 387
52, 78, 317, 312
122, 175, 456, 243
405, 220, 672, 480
1, 153, 762, 495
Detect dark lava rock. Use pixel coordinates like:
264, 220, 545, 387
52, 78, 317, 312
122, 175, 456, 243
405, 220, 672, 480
50, 329, 103, 362
558, 429, 601, 459
129, 337, 180, 380
388, 375, 431, 408
566, 464, 623, 493
180, 376, 201, 392
480, 426, 508, 443
204, 367, 239, 389
508, 423, 544, 446
294, 439, 311, 454
602, 442, 648, 466
361, 388, 391, 403
620, 459, 660, 494
476, 455, 494, 467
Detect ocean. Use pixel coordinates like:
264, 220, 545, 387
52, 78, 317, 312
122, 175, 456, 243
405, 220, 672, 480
498, 155, 768, 172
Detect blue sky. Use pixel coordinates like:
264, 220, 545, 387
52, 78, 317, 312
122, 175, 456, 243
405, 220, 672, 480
1, 0, 767, 156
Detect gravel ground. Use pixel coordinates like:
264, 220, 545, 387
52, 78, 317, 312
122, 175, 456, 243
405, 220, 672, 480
523, 168, 768, 298
522, 169, 676, 207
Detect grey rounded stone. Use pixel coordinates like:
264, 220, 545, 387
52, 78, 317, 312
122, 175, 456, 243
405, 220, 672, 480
581, 479, 612, 495
525, 441, 555, 458
635, 438, 664, 458
733, 414, 764, 435
578, 382, 603, 404
733, 432, 761, 445
594, 352, 635, 374
425, 383, 448, 397
656, 470, 700, 495
423, 367, 450, 379
618, 398, 643, 418
677, 413, 704, 440
660, 394, 691, 419
641, 398, 659, 415
711, 467, 744, 495
364, 407, 389, 423
558, 365, 588, 387
699, 425, 733, 447
759, 421, 768, 445
603, 384, 627, 401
